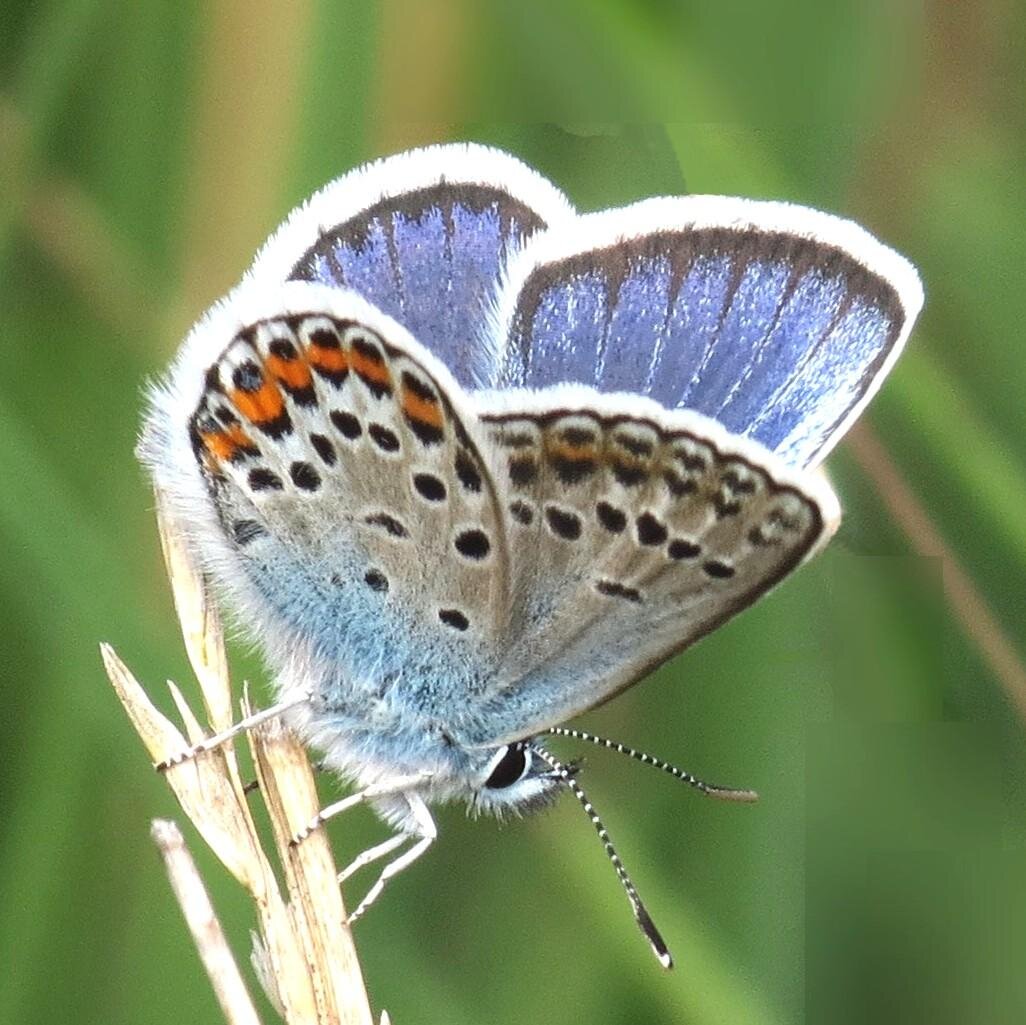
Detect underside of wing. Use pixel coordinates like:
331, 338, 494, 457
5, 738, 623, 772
461, 386, 839, 746
490, 197, 922, 468
144, 282, 512, 728
246, 144, 575, 389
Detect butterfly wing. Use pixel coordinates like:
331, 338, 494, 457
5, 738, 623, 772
246, 144, 575, 390
141, 281, 517, 754
459, 387, 838, 747
490, 197, 922, 468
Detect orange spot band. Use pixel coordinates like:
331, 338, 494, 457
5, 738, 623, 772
231, 378, 284, 425
401, 389, 443, 429
308, 345, 349, 374
200, 423, 254, 462
350, 349, 391, 388
546, 441, 597, 463
266, 352, 312, 391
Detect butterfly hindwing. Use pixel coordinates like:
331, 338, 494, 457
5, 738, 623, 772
491, 197, 922, 468
462, 388, 839, 746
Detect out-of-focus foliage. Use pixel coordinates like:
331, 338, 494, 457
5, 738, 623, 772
1, 3, 1024, 1023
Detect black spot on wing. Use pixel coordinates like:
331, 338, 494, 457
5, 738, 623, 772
331, 410, 362, 439
668, 538, 701, 560
290, 461, 321, 491
406, 416, 444, 446
509, 455, 538, 487
413, 472, 446, 502
703, 559, 735, 579
611, 461, 647, 487
613, 433, 654, 457
455, 449, 482, 493
636, 512, 668, 546
454, 529, 491, 560
509, 499, 534, 525
364, 568, 389, 592
662, 468, 695, 497
369, 423, 400, 452
364, 512, 409, 538
309, 433, 336, 466
595, 579, 642, 603
438, 608, 470, 631
544, 505, 582, 541
596, 501, 627, 533
550, 453, 597, 485
232, 361, 263, 392
248, 467, 284, 492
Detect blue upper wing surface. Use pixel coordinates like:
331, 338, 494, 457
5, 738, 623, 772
492, 199, 922, 468
289, 184, 552, 388
244, 144, 575, 390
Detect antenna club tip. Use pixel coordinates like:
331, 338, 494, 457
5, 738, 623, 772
635, 904, 673, 968
707, 787, 760, 803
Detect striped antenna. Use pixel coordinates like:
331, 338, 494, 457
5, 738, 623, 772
528, 743, 673, 969
547, 726, 758, 803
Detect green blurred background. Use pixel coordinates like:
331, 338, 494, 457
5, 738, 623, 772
3, 2, 1025, 1023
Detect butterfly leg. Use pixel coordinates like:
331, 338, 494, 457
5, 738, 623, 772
346, 792, 436, 924
337, 833, 408, 884
290, 773, 432, 845
155, 695, 310, 771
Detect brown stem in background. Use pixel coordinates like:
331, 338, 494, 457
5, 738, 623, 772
846, 422, 1026, 724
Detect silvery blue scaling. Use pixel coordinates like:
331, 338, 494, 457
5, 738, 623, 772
140, 143, 922, 966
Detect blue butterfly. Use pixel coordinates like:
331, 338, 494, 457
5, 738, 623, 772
141, 143, 921, 966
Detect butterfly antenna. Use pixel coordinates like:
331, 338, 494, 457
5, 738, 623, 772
547, 726, 758, 803
529, 743, 673, 969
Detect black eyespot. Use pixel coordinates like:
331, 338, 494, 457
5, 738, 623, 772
369, 423, 400, 452
413, 472, 446, 502
248, 467, 283, 492
290, 461, 321, 491
455, 449, 482, 493
595, 578, 642, 603
668, 538, 701, 560
364, 512, 408, 538
454, 528, 490, 560
309, 433, 336, 466
268, 338, 298, 360
331, 410, 362, 439
364, 568, 389, 592
509, 499, 534, 525
509, 455, 538, 486
438, 608, 469, 631
636, 512, 668, 546
545, 505, 582, 541
484, 745, 529, 789
703, 559, 735, 579
232, 361, 263, 392
596, 501, 626, 533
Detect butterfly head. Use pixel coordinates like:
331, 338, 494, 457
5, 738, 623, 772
470, 741, 565, 817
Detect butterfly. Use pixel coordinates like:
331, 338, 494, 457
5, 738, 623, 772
140, 143, 922, 967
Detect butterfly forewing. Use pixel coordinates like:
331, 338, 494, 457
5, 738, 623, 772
187, 295, 512, 709
462, 392, 837, 746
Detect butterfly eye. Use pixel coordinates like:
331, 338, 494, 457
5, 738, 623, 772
483, 744, 530, 789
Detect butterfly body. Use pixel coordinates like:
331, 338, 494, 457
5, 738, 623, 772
141, 143, 921, 953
